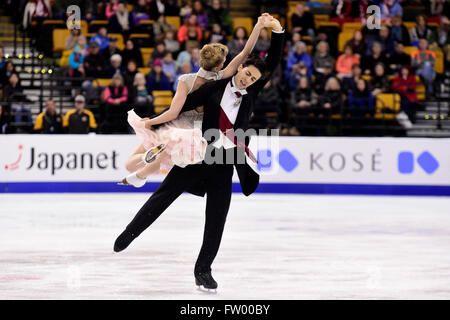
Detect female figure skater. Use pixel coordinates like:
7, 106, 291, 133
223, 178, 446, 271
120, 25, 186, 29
121, 14, 274, 187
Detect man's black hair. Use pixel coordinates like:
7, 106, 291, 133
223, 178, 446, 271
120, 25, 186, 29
242, 53, 267, 79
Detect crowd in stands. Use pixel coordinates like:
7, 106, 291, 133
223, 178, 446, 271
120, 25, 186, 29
0, 0, 449, 135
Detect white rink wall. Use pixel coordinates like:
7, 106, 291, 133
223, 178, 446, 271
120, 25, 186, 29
0, 135, 449, 195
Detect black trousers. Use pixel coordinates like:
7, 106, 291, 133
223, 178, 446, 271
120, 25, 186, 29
125, 162, 234, 272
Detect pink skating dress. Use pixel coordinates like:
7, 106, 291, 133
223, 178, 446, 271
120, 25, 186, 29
128, 69, 223, 173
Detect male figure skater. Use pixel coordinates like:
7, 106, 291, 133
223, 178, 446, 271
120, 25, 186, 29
114, 18, 285, 290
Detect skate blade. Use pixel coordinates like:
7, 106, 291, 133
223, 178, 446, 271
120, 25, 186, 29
144, 144, 166, 164
196, 285, 217, 294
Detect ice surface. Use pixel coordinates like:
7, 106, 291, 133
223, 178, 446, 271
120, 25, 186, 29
1, 193, 450, 299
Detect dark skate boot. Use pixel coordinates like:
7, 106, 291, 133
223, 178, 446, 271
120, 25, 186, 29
113, 229, 136, 252
194, 270, 218, 292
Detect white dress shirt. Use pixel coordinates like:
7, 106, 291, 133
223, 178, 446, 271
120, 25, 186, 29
213, 76, 247, 149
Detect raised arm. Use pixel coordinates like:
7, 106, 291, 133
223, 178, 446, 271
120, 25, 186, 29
142, 80, 190, 129
221, 14, 271, 78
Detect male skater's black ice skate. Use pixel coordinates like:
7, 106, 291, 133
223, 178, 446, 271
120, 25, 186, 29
195, 270, 218, 292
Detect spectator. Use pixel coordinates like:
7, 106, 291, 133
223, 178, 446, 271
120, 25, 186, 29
192, 0, 208, 31
149, 0, 180, 20
162, 51, 177, 85
370, 62, 390, 96
318, 77, 343, 113
177, 14, 203, 45
207, 0, 232, 35
63, 95, 97, 134
430, 0, 450, 18
254, 28, 271, 57
190, 47, 201, 72
287, 32, 301, 55
388, 42, 411, 74
164, 29, 181, 55
342, 64, 363, 92
146, 58, 171, 91
207, 23, 227, 45
288, 61, 311, 91
121, 59, 138, 90
347, 79, 374, 115
22, 0, 52, 31
130, 72, 154, 116
362, 42, 387, 75
380, 0, 403, 20
10, 102, 33, 133
332, 0, 360, 21
226, 27, 248, 60
90, 27, 109, 51
108, 53, 123, 78
411, 38, 436, 95
109, 1, 135, 39
68, 37, 88, 77
176, 41, 198, 67
291, 76, 316, 110
83, 41, 108, 78
345, 30, 365, 57
391, 65, 417, 124
253, 80, 281, 129
33, 99, 63, 134
101, 36, 121, 64
291, 4, 315, 39
0, 104, 9, 133
133, 0, 150, 25
121, 39, 143, 67
0, 46, 5, 72
3, 73, 24, 102
173, 60, 192, 91
0, 61, 16, 87
153, 15, 176, 40
65, 27, 86, 51
313, 41, 335, 75
336, 45, 360, 78
179, 0, 193, 18
390, 14, 410, 46
313, 62, 336, 95
150, 41, 167, 67
105, 0, 119, 19
101, 74, 129, 133
285, 41, 313, 80
377, 26, 395, 57
410, 14, 434, 46
430, 16, 450, 64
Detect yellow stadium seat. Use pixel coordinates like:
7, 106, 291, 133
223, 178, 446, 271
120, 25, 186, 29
137, 67, 151, 75
166, 16, 181, 29
126, 4, 134, 12
362, 75, 372, 81
338, 31, 354, 52
314, 14, 329, 27
416, 83, 426, 100
404, 46, 418, 56
314, 0, 332, 4
152, 90, 173, 98
108, 33, 124, 50
59, 49, 72, 67
43, 20, 65, 27
141, 48, 154, 67
153, 93, 173, 114
53, 29, 70, 52
403, 22, 416, 31
316, 21, 340, 30
93, 78, 112, 87
376, 93, 401, 114
434, 50, 444, 73
80, 20, 88, 35
232, 17, 253, 36
342, 22, 363, 33
89, 20, 109, 33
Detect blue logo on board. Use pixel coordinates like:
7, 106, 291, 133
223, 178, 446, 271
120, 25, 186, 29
257, 149, 298, 172
398, 151, 439, 174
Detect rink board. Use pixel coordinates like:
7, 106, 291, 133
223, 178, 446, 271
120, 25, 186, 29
0, 135, 449, 195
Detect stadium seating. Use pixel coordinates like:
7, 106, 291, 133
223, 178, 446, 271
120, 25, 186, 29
232, 17, 253, 35
375, 93, 401, 120
166, 16, 181, 30
53, 29, 70, 53
152, 90, 173, 114
342, 22, 363, 33
140, 48, 154, 67
88, 20, 109, 33
338, 31, 354, 52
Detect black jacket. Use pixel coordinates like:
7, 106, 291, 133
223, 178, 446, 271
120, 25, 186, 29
179, 31, 285, 196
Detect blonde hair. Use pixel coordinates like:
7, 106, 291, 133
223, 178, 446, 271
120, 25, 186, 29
199, 43, 228, 71
133, 72, 146, 86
